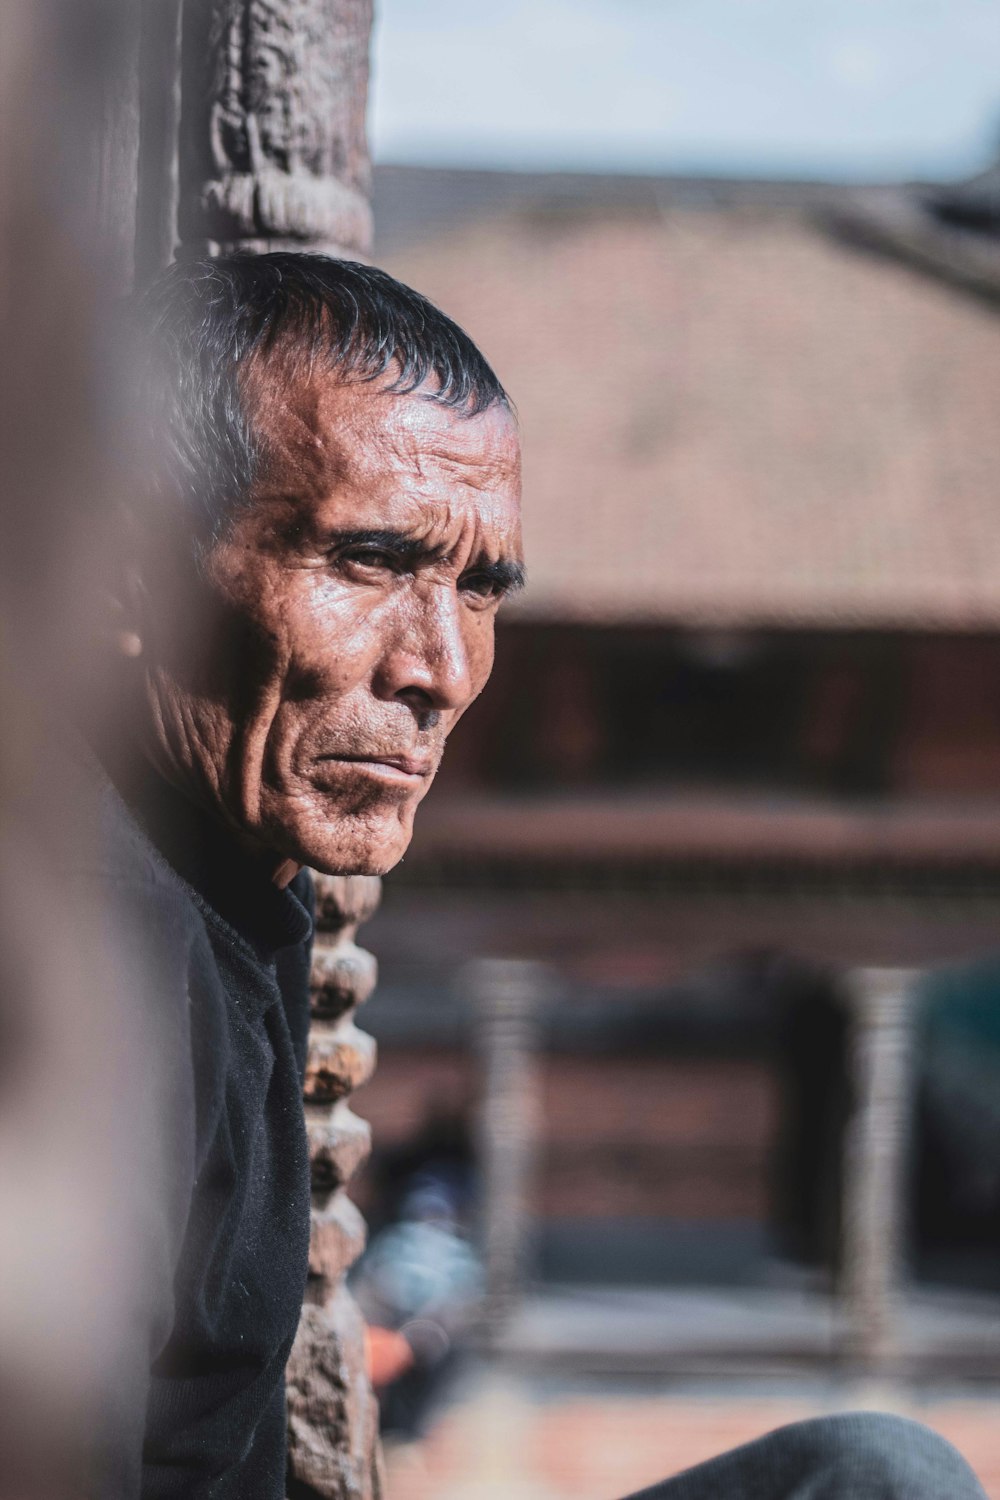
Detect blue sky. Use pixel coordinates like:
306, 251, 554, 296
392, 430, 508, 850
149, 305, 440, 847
370, 0, 1000, 180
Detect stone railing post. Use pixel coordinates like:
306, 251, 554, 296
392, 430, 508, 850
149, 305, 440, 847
177, 0, 373, 258
285, 872, 382, 1499
468, 959, 546, 1342
840, 966, 918, 1377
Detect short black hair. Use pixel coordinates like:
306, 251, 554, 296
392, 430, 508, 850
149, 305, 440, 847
133, 253, 512, 543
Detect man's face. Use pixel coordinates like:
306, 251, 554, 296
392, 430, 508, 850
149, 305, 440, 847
140, 370, 523, 875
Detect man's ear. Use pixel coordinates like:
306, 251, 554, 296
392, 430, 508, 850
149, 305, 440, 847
106, 567, 144, 658
105, 507, 149, 660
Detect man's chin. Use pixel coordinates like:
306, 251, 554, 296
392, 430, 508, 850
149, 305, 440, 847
279, 813, 415, 879
307, 844, 408, 878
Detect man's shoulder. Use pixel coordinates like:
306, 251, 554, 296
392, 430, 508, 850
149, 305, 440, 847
50, 735, 210, 981
57, 737, 232, 1140
56, 734, 191, 899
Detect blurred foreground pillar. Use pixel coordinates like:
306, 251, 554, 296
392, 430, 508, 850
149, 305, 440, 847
841, 967, 917, 1376
0, 2, 151, 1489
470, 960, 546, 1342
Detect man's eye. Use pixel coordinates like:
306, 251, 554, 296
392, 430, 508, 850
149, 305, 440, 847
337, 548, 397, 572
459, 572, 503, 600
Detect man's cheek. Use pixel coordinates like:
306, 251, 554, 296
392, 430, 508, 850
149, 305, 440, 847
291, 585, 385, 680
467, 623, 497, 699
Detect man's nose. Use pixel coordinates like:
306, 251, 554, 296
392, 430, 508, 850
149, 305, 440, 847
371, 587, 475, 717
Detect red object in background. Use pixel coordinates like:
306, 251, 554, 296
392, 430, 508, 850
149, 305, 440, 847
365, 1324, 415, 1389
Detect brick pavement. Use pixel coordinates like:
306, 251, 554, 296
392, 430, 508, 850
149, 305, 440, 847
383, 1373, 1000, 1500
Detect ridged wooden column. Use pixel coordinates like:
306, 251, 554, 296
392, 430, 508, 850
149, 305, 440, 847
286, 873, 382, 1499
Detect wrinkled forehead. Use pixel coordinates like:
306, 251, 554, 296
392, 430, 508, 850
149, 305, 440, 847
244, 359, 522, 523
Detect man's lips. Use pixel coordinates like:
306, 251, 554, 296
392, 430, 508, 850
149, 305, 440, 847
314, 751, 434, 783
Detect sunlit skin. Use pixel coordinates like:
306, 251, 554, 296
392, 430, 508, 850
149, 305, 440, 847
130, 370, 523, 880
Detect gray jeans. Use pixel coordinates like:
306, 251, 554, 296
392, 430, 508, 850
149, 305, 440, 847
624, 1413, 987, 1499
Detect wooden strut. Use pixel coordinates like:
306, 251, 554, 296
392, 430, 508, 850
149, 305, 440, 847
840, 967, 917, 1379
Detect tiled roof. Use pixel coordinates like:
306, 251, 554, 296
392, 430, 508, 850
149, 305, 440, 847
379, 188, 1000, 629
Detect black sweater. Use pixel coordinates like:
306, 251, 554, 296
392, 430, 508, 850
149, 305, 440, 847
83, 753, 314, 1498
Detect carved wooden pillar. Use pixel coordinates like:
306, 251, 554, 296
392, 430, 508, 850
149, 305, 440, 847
177, 0, 373, 258
286, 873, 383, 1498
172, 8, 381, 1489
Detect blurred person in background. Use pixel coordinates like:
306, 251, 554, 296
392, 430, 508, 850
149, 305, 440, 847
353, 1102, 483, 1439
354, 1175, 483, 1439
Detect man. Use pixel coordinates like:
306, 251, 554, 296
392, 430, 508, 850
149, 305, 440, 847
84, 252, 520, 1497
88, 254, 984, 1498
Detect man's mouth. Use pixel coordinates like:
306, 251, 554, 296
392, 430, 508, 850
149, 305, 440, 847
314, 751, 433, 785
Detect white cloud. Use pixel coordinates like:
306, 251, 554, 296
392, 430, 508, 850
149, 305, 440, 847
825, 39, 888, 93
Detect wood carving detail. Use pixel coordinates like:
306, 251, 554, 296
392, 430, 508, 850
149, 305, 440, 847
179, 0, 373, 256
